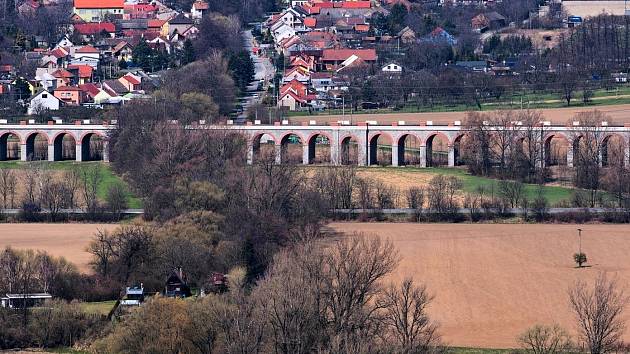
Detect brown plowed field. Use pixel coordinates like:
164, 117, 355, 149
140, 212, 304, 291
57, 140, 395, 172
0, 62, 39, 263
0, 223, 118, 272
329, 222, 630, 349
292, 104, 630, 126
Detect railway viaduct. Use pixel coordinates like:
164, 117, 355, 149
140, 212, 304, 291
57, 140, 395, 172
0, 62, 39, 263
1, 119, 630, 167
0, 120, 111, 162
238, 120, 630, 167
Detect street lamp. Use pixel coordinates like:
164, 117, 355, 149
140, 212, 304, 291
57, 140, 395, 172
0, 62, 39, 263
577, 228, 582, 255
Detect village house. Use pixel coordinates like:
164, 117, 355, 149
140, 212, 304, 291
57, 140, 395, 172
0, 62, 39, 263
71, 45, 100, 68
165, 268, 192, 298
54, 86, 85, 105
381, 62, 403, 73
471, 11, 506, 33
168, 14, 195, 36
1, 293, 52, 309
73, 0, 124, 22
28, 90, 61, 114
191, 1, 209, 20
320, 48, 377, 70
73, 22, 116, 40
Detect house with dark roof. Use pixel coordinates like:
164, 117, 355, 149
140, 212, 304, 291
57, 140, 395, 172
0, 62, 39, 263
168, 14, 194, 36
164, 268, 191, 298
471, 11, 506, 32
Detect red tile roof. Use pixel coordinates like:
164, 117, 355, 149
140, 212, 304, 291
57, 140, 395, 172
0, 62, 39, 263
73, 22, 115, 35
68, 64, 93, 78
321, 48, 377, 62
341, 1, 371, 8
304, 17, 317, 28
121, 73, 140, 85
74, 0, 124, 9
54, 85, 82, 91
50, 47, 69, 58
52, 69, 74, 78
354, 24, 369, 32
76, 45, 99, 54
79, 83, 100, 97
147, 19, 166, 28
193, 1, 209, 10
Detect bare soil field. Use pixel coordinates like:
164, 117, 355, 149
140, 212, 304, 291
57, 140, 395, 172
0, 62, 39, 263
562, 1, 627, 17
329, 222, 630, 348
0, 223, 118, 272
292, 104, 630, 125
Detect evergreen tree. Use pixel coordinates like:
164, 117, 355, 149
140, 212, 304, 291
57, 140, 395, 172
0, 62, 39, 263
228, 51, 255, 91
182, 39, 196, 65
132, 39, 153, 72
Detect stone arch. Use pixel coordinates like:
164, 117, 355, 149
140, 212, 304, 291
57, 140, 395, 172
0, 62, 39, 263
543, 133, 570, 166
601, 133, 626, 167
80, 132, 105, 161
396, 133, 423, 166
452, 133, 467, 166
425, 132, 450, 167
306, 131, 332, 164
25, 131, 49, 161
52, 131, 77, 161
250, 132, 276, 163
280, 132, 304, 164
368, 132, 393, 166
340, 134, 360, 165
0, 131, 23, 161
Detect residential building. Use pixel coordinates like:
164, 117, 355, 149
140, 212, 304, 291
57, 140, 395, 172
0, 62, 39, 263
28, 90, 61, 114
165, 268, 191, 298
54, 86, 85, 105
382, 62, 403, 73
73, 0, 124, 22
1, 293, 52, 308
72, 45, 100, 68
191, 1, 209, 20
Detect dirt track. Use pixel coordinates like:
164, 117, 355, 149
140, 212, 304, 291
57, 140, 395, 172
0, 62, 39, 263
292, 104, 630, 126
329, 222, 630, 348
0, 223, 118, 272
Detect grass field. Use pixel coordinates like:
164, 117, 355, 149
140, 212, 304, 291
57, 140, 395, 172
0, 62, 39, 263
0, 161, 142, 209
348, 166, 575, 206
79, 300, 117, 316
329, 222, 630, 348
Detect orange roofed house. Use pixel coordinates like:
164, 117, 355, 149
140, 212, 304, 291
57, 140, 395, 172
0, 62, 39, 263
73, 0, 124, 22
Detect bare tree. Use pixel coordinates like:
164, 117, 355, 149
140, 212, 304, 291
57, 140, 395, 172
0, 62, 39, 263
569, 273, 627, 354
41, 180, 68, 221
570, 111, 610, 207
498, 180, 525, 208
378, 278, 440, 353
518, 324, 573, 354
80, 165, 103, 216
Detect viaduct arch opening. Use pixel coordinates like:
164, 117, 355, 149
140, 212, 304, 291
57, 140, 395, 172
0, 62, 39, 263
280, 133, 303, 164
369, 133, 392, 166
0, 133, 21, 161
53, 132, 76, 161
25, 132, 48, 161
307, 133, 331, 164
81, 133, 104, 161
426, 133, 449, 167
397, 134, 422, 166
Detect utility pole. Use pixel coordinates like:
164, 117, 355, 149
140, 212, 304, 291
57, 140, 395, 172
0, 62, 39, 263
577, 228, 582, 255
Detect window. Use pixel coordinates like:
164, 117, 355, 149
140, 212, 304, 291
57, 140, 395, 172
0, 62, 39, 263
42, 94, 47, 98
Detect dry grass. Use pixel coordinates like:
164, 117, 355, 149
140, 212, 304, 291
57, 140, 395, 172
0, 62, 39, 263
329, 222, 630, 348
0, 223, 119, 272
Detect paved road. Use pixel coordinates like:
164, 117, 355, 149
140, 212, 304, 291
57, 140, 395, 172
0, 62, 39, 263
238, 30, 275, 122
